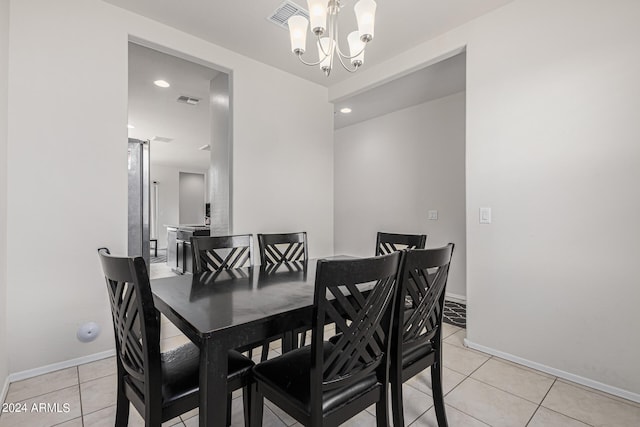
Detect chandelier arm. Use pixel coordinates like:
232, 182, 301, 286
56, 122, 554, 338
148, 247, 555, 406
295, 51, 326, 67
335, 42, 367, 60
336, 52, 361, 73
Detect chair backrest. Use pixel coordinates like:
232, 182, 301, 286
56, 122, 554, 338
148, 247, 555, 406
376, 232, 427, 256
310, 252, 402, 404
394, 244, 454, 353
97, 248, 162, 408
191, 234, 255, 272
257, 232, 308, 264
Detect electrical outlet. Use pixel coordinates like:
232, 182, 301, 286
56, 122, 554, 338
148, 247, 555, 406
428, 210, 438, 220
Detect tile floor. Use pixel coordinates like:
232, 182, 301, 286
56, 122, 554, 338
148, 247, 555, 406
2, 321, 639, 426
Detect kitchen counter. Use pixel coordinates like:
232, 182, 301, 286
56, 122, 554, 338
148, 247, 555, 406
166, 225, 210, 274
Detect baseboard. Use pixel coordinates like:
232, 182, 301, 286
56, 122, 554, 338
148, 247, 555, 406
0, 375, 9, 406
445, 292, 466, 304
8, 349, 116, 384
464, 339, 640, 404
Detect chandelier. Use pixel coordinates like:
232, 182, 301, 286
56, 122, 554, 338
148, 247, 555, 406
287, 0, 377, 76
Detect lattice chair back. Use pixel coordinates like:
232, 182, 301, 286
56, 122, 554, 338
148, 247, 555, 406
191, 234, 254, 273
396, 244, 454, 352
376, 232, 427, 256
258, 232, 308, 264
310, 252, 402, 405
97, 248, 163, 411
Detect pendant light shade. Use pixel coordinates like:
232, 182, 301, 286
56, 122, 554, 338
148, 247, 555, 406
354, 0, 377, 42
307, 0, 327, 35
288, 15, 309, 54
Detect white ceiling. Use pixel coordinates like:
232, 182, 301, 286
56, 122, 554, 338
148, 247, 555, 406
128, 43, 218, 170
104, 0, 515, 87
334, 51, 465, 129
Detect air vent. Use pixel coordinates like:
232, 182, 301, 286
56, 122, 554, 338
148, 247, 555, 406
177, 95, 201, 105
267, 0, 309, 29
151, 136, 174, 143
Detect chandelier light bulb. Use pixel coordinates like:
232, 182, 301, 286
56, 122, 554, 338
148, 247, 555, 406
307, 0, 327, 35
354, 0, 377, 42
288, 16, 309, 54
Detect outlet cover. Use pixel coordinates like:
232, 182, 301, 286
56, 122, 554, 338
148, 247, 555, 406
428, 210, 438, 220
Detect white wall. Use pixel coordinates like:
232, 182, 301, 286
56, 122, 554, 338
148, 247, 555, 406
6, 0, 333, 374
178, 172, 206, 224
209, 73, 231, 235
334, 92, 466, 298
331, 0, 640, 398
0, 0, 10, 400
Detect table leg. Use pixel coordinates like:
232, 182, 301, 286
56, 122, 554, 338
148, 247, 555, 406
200, 339, 228, 427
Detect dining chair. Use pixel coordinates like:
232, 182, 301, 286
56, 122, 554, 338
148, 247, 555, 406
191, 234, 255, 273
257, 232, 309, 352
390, 244, 454, 427
97, 248, 255, 427
250, 251, 403, 427
375, 232, 427, 256
257, 232, 308, 264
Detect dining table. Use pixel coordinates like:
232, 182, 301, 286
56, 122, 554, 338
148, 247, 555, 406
151, 259, 337, 427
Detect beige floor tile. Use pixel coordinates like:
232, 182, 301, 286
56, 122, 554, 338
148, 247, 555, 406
443, 329, 466, 348
0, 385, 81, 427
396, 383, 434, 425
5, 367, 78, 402
83, 404, 183, 426
265, 399, 297, 425
491, 356, 556, 379
290, 409, 376, 426
78, 356, 117, 383
251, 350, 282, 364
542, 381, 640, 427
441, 343, 490, 376
470, 358, 555, 404
79, 374, 116, 415
160, 334, 192, 352
54, 417, 83, 426
527, 407, 591, 427
441, 323, 462, 339
445, 377, 538, 427
180, 407, 199, 422
412, 404, 490, 427
406, 366, 466, 397
161, 321, 185, 340
183, 399, 284, 427
556, 378, 640, 408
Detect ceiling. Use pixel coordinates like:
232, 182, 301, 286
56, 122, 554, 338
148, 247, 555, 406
334, 51, 465, 129
104, 0, 515, 87
128, 43, 218, 170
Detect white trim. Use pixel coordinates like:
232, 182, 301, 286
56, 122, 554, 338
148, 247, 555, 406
7, 349, 116, 383
0, 376, 9, 405
445, 292, 466, 304
464, 339, 640, 404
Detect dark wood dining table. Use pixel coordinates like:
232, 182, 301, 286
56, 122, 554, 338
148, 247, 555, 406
151, 260, 324, 427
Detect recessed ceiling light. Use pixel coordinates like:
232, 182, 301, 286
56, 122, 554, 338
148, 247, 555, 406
340, 107, 352, 114
127, 124, 135, 129
154, 80, 170, 88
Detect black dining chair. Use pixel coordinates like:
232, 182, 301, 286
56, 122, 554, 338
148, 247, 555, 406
191, 234, 255, 273
390, 244, 454, 427
258, 232, 310, 352
376, 232, 427, 256
97, 248, 255, 427
250, 251, 402, 427
257, 232, 308, 264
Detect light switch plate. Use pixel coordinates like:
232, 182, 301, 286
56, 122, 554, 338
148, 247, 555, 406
428, 210, 438, 220
479, 207, 492, 224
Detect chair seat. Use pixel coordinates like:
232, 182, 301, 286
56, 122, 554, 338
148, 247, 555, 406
402, 342, 434, 368
129, 342, 253, 406
253, 342, 379, 414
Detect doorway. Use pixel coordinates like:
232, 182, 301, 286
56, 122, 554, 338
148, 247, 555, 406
127, 42, 232, 277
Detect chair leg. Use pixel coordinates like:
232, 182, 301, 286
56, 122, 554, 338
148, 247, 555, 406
389, 358, 404, 427
431, 362, 448, 427
242, 384, 252, 427
227, 393, 233, 426
249, 384, 263, 427
375, 385, 390, 427
260, 343, 270, 362
114, 378, 130, 427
